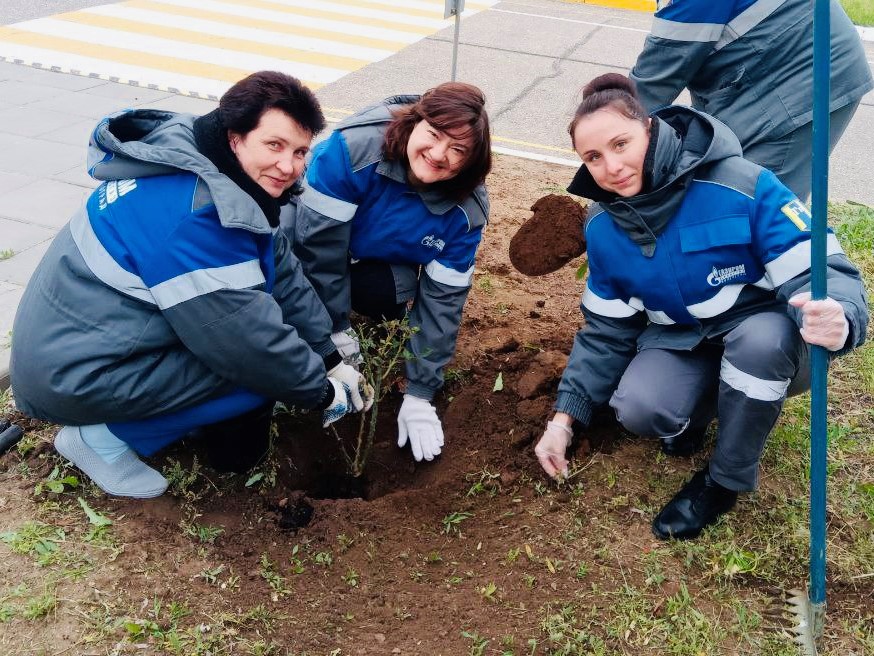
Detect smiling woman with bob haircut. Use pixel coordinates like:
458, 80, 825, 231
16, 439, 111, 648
10, 71, 373, 499
286, 82, 492, 466
534, 73, 868, 541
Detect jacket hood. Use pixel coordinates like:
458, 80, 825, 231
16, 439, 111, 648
568, 106, 743, 256
87, 109, 274, 234
335, 94, 420, 131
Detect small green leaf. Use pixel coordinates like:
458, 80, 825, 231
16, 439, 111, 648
245, 472, 264, 487
493, 372, 504, 392
45, 481, 65, 494
125, 621, 145, 636
78, 497, 112, 527
575, 260, 589, 280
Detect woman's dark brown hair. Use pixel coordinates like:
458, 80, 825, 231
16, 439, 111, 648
219, 71, 326, 137
383, 82, 492, 202
568, 73, 648, 148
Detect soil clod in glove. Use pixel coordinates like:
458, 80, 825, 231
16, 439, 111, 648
509, 194, 587, 276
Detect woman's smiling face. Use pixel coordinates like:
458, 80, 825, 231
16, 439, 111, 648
405, 119, 473, 186
572, 108, 651, 197
229, 108, 312, 198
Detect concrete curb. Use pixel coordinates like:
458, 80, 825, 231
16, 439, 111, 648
858, 25, 874, 43
560, 0, 654, 12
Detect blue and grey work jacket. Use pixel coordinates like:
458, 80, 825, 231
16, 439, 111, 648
630, 0, 873, 148
11, 110, 336, 425
556, 106, 868, 426
285, 96, 489, 401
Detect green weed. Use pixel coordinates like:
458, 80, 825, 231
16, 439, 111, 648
441, 510, 473, 536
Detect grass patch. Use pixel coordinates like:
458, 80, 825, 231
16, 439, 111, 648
842, 0, 874, 26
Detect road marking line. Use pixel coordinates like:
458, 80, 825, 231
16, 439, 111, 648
12, 19, 347, 84
493, 135, 576, 155
59, 11, 370, 72
145, 0, 430, 42
493, 145, 579, 167
491, 8, 649, 32
0, 26, 322, 89
0, 42, 238, 98
83, 5, 394, 62
562, 0, 654, 12
331, 0, 494, 13
191, 0, 438, 34
127, 0, 409, 50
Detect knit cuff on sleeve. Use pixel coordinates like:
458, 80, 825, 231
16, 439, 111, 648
554, 390, 594, 428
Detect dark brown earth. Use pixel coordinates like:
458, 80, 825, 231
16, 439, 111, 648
509, 193, 587, 276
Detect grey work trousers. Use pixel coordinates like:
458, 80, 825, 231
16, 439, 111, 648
609, 312, 810, 492
743, 100, 860, 201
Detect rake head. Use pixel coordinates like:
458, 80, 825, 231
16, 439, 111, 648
785, 588, 823, 656
757, 586, 822, 655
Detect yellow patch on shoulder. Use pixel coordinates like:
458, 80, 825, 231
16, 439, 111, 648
780, 199, 812, 232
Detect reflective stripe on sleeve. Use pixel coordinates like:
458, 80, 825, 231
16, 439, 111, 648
70, 205, 156, 305
425, 260, 474, 287
714, 0, 787, 52
151, 259, 266, 310
650, 16, 724, 42
645, 309, 675, 325
720, 358, 790, 401
301, 184, 358, 222
765, 234, 843, 287
687, 283, 745, 319
582, 283, 641, 318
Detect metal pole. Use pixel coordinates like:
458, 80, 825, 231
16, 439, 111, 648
451, 3, 462, 81
809, 0, 831, 635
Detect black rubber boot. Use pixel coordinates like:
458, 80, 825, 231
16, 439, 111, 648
203, 404, 273, 474
660, 426, 708, 457
652, 466, 738, 540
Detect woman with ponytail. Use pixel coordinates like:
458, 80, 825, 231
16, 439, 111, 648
534, 74, 868, 540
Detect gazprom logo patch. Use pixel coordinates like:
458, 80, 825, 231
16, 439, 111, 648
98, 179, 137, 210
707, 264, 746, 287
780, 199, 812, 231
421, 234, 446, 252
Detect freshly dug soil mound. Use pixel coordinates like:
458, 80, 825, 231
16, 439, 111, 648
509, 194, 587, 276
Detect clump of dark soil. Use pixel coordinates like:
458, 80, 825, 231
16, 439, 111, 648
509, 193, 587, 276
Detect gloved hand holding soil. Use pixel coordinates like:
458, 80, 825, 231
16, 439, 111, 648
509, 194, 587, 276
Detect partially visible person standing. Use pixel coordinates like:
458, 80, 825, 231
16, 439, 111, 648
11, 72, 372, 499
629, 0, 873, 200
285, 83, 492, 464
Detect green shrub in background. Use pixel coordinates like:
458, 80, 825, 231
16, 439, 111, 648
842, 0, 874, 26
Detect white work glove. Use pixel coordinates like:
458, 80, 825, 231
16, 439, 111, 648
788, 293, 850, 351
534, 419, 573, 479
327, 362, 374, 412
322, 378, 352, 428
331, 329, 363, 367
397, 394, 444, 462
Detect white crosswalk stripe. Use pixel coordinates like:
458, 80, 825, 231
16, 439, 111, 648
0, 0, 497, 98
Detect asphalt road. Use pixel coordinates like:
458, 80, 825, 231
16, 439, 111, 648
0, 0, 114, 25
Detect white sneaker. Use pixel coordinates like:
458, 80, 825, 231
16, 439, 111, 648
54, 426, 168, 499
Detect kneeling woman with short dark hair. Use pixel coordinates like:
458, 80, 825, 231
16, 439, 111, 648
11, 71, 373, 498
